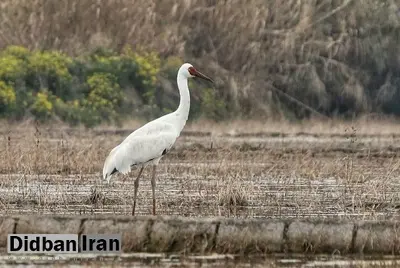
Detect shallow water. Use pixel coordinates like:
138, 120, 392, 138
3, 253, 400, 267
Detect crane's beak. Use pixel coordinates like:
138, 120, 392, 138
194, 70, 214, 83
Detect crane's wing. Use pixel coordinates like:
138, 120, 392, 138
102, 131, 177, 183
124, 117, 177, 139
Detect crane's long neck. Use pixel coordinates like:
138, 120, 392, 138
175, 73, 190, 132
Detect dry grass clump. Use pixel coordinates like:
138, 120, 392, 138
217, 173, 252, 207
86, 186, 106, 206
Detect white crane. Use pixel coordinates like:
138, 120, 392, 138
102, 63, 213, 215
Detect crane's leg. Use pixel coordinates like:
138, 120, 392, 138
151, 165, 157, 215
132, 166, 144, 216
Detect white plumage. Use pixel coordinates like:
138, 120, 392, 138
103, 122, 177, 181
102, 63, 213, 215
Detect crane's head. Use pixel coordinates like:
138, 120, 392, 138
179, 63, 214, 83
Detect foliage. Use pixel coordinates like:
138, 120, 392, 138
200, 87, 227, 120
123, 47, 161, 104
28, 50, 72, 78
31, 90, 54, 120
128, 49, 160, 87
81, 73, 123, 127
0, 45, 225, 126
0, 81, 16, 113
26, 50, 73, 100
2, 45, 30, 59
0, 55, 26, 82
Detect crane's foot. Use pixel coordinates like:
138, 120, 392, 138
152, 199, 156, 215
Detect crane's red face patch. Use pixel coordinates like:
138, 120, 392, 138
188, 67, 197, 76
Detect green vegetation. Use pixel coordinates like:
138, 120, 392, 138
0, 45, 220, 126
0, 81, 16, 113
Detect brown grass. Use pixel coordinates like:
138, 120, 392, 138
1, 0, 400, 118
0, 119, 399, 220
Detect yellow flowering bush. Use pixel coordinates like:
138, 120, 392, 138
123, 47, 161, 103
31, 90, 54, 119
81, 73, 123, 126
28, 50, 72, 79
2, 45, 30, 59
0, 45, 226, 126
25, 50, 75, 101
124, 47, 160, 86
131, 52, 160, 86
0, 55, 26, 81
0, 81, 16, 113
85, 73, 122, 110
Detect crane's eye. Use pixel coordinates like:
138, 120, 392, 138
188, 67, 197, 76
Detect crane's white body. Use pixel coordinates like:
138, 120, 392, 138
102, 63, 192, 183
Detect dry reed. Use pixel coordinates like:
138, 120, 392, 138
1, 0, 399, 118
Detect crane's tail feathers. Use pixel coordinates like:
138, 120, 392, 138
103, 165, 132, 184
104, 174, 112, 184
102, 145, 121, 184
103, 168, 117, 184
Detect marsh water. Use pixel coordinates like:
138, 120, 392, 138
3, 253, 400, 267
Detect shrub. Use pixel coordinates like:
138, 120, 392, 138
0, 81, 16, 113
0, 44, 229, 126
31, 90, 54, 120
0, 55, 26, 82
130, 50, 160, 86
0, 46, 30, 86
200, 87, 227, 120
2, 45, 30, 59
124, 47, 161, 104
53, 98, 83, 126
28, 50, 72, 78
81, 73, 123, 126
82, 52, 138, 93
27, 50, 73, 99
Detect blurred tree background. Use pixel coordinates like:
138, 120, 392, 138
0, 0, 400, 126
